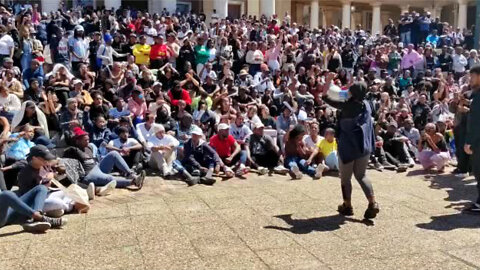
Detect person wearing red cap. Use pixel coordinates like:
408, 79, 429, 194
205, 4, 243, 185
63, 127, 146, 191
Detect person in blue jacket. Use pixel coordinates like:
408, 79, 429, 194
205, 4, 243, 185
322, 73, 380, 220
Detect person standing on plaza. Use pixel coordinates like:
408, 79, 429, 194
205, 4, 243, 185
464, 65, 480, 212
322, 73, 380, 220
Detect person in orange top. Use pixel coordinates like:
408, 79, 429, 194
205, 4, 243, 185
150, 35, 172, 69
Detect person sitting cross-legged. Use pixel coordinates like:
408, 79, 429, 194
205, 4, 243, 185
307, 128, 339, 172
209, 123, 249, 177
106, 126, 143, 170
247, 122, 287, 175
181, 125, 218, 185
147, 124, 201, 185
63, 127, 145, 192
284, 124, 325, 180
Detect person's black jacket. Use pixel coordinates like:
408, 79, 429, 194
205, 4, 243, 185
466, 91, 480, 149
182, 139, 220, 169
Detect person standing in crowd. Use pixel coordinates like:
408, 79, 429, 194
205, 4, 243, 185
465, 65, 480, 212
322, 73, 379, 220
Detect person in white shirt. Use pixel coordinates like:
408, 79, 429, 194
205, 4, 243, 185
0, 26, 14, 63
136, 113, 156, 145
229, 114, 252, 145
96, 34, 128, 67
253, 64, 275, 95
0, 84, 21, 121
106, 126, 143, 169
144, 21, 158, 45
452, 46, 468, 80
147, 124, 179, 176
245, 41, 264, 75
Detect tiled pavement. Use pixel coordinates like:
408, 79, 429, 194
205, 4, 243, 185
2, 167, 480, 270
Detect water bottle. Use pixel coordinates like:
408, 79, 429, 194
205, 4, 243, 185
327, 83, 350, 102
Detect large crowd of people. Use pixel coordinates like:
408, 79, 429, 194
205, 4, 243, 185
0, 2, 479, 233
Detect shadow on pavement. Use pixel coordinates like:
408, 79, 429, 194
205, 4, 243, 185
0, 229, 27, 238
264, 214, 373, 234
416, 212, 480, 231
412, 169, 480, 231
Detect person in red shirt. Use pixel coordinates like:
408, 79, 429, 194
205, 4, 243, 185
167, 82, 192, 109
150, 35, 171, 69
209, 123, 248, 177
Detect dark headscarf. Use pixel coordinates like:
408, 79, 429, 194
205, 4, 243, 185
349, 82, 367, 101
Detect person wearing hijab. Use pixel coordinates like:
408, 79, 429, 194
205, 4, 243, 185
12, 101, 50, 139
322, 73, 379, 220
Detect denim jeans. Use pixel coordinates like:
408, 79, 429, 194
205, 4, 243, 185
84, 151, 133, 188
325, 151, 339, 171
0, 185, 48, 228
284, 156, 316, 177
401, 31, 411, 45
221, 150, 247, 166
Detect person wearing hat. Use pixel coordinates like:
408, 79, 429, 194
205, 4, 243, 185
63, 127, 145, 191
235, 69, 254, 88
247, 121, 286, 175
322, 73, 379, 220
209, 123, 248, 177
181, 125, 218, 185
96, 33, 128, 68
146, 124, 199, 185
68, 24, 88, 73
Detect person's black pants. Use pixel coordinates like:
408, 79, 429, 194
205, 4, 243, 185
252, 150, 280, 169
3, 159, 28, 190
384, 140, 409, 164
122, 150, 143, 168
473, 145, 480, 204
454, 126, 470, 173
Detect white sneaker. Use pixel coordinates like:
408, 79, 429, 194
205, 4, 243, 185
87, 182, 95, 200
290, 165, 303, 180
273, 165, 289, 175
97, 180, 117, 196
258, 166, 268, 175
314, 163, 327, 179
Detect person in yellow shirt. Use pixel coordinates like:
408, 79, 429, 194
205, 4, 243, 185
132, 35, 151, 66
307, 128, 338, 171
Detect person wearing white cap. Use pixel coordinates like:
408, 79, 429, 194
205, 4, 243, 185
247, 122, 288, 175
209, 123, 248, 177
68, 25, 88, 74
181, 125, 218, 185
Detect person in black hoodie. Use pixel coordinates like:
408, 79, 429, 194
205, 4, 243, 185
322, 72, 379, 220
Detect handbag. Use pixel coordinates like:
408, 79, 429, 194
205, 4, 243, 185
51, 179, 90, 213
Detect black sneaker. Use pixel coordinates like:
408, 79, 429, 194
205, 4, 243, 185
42, 216, 67, 228
396, 165, 408, 173
22, 221, 51, 233
464, 203, 480, 213
337, 203, 354, 216
200, 177, 216, 185
134, 170, 146, 189
185, 176, 200, 186
364, 202, 380, 219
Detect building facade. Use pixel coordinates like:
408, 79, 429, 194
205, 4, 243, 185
40, 0, 478, 32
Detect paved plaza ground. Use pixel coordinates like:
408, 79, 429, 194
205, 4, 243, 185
2, 166, 480, 270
